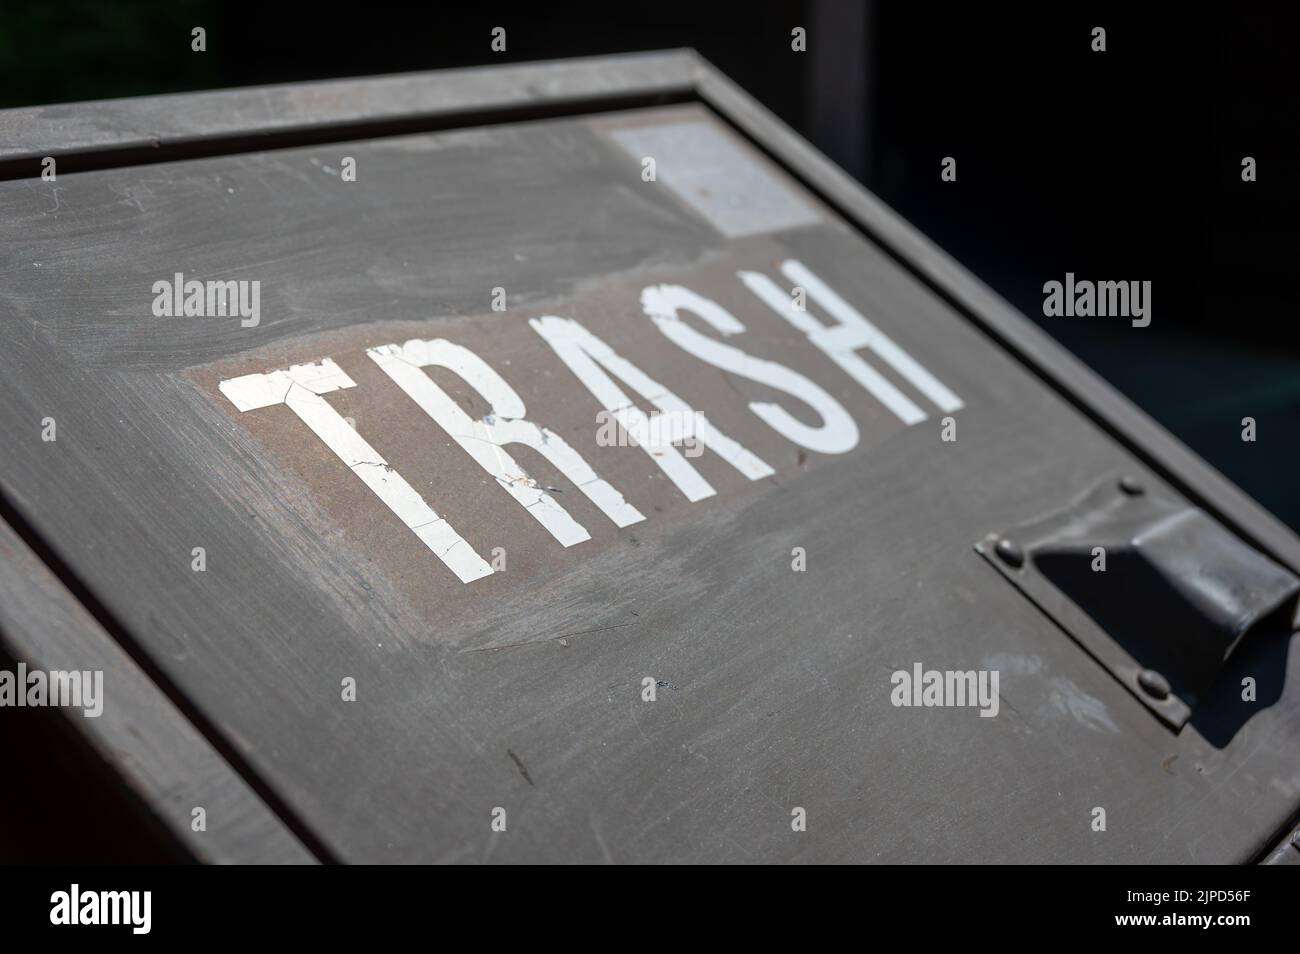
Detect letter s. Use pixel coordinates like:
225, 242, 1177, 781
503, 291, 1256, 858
640, 284, 858, 454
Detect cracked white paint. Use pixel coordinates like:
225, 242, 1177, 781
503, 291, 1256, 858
746, 260, 963, 418
741, 270, 921, 424
219, 358, 493, 583
640, 283, 859, 454
529, 315, 773, 503
368, 338, 644, 548
216, 267, 966, 585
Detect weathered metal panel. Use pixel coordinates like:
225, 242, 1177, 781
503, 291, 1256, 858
0, 50, 696, 169
2, 64, 1298, 863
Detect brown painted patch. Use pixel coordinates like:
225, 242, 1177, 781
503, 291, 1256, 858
190, 236, 953, 635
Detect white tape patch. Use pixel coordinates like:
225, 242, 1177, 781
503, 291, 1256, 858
608, 121, 821, 237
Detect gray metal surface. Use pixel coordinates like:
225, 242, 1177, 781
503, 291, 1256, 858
0, 522, 314, 863
0, 50, 695, 165
2, 59, 1298, 864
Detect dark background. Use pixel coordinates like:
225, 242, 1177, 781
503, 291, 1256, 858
0, 0, 1296, 860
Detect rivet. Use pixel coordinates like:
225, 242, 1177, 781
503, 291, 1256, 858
1137, 668, 1171, 700
1119, 475, 1145, 496
995, 538, 1025, 568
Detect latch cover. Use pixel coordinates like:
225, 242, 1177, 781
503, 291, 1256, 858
976, 475, 1300, 730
